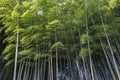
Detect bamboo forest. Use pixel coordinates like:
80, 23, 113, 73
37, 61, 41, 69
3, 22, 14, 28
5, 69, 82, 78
0, 0, 120, 80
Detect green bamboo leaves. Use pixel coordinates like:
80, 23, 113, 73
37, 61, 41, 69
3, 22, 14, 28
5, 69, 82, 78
51, 42, 65, 50
80, 34, 93, 44
79, 34, 93, 58
0, 0, 120, 66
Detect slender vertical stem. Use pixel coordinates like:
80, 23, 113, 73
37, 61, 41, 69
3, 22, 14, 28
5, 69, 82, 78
51, 52, 53, 80
88, 7, 116, 80
99, 1, 120, 80
17, 60, 22, 80
76, 60, 81, 79
83, 58, 88, 80
55, 28, 59, 80
13, 31, 19, 80
85, 0, 94, 80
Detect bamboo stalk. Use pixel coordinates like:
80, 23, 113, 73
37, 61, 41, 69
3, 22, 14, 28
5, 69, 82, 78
13, 31, 19, 80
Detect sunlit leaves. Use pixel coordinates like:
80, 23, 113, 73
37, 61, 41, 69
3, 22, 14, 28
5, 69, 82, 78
80, 34, 93, 44
5, 59, 14, 67
3, 44, 15, 54
11, 11, 18, 19
109, 0, 117, 8
19, 49, 32, 56
20, 35, 32, 46
46, 20, 60, 31
22, 1, 32, 8
3, 52, 13, 60
79, 48, 88, 58
27, 25, 40, 32
48, 20, 60, 25
51, 42, 65, 50
34, 53, 49, 60
21, 10, 30, 18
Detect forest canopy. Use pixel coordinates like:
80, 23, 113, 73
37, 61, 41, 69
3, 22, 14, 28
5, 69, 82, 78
0, 0, 120, 65
0, 0, 120, 80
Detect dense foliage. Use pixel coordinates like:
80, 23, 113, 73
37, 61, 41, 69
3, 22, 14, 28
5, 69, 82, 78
0, 0, 120, 79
